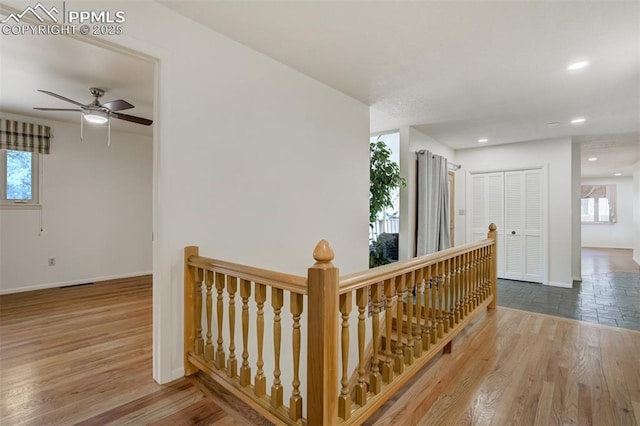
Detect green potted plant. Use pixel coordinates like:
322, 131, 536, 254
369, 139, 405, 268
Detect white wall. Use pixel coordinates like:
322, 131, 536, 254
634, 161, 640, 265
581, 176, 635, 249
0, 112, 152, 293
398, 127, 456, 260
455, 137, 573, 287
36, 1, 370, 384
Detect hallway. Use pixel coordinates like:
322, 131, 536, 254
497, 248, 640, 330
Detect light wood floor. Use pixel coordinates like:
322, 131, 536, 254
0, 276, 258, 425
366, 308, 640, 425
2, 274, 640, 425
582, 247, 640, 275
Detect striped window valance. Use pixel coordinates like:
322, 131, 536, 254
0, 119, 51, 154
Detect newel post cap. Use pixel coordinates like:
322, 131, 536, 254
489, 223, 497, 231
313, 240, 335, 264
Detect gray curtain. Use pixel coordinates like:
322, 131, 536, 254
416, 151, 451, 255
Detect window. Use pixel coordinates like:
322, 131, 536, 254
581, 184, 616, 224
1, 149, 39, 205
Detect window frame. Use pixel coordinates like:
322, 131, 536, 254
580, 195, 611, 224
0, 149, 40, 207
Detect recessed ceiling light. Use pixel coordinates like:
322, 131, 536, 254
478, 138, 488, 143
614, 172, 622, 176
588, 157, 598, 161
571, 117, 586, 124
567, 61, 589, 71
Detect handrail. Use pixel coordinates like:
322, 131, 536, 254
339, 238, 494, 294
184, 224, 498, 425
188, 255, 308, 295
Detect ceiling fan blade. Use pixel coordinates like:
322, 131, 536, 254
37, 89, 86, 107
111, 112, 153, 126
34, 107, 82, 111
102, 99, 134, 111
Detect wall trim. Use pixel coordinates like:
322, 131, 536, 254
634, 255, 640, 267
581, 245, 633, 250
0, 271, 152, 295
572, 275, 582, 282
548, 281, 573, 289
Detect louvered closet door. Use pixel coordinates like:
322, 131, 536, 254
469, 172, 505, 278
504, 169, 542, 282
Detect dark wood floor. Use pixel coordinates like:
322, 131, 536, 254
2, 248, 639, 425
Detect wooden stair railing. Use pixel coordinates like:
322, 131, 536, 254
184, 224, 498, 425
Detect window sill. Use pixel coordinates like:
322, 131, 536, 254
581, 221, 615, 225
0, 203, 42, 210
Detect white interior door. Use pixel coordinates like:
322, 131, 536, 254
469, 169, 543, 283
504, 172, 523, 279
469, 172, 505, 278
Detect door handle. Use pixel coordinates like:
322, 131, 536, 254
511, 230, 516, 235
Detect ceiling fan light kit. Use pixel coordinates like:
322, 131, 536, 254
83, 110, 109, 125
34, 87, 152, 146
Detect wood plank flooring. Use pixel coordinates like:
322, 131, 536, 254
2, 273, 640, 425
365, 308, 640, 425
582, 247, 640, 275
0, 276, 244, 425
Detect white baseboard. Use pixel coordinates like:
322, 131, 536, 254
582, 245, 633, 250
0, 271, 152, 295
548, 281, 573, 289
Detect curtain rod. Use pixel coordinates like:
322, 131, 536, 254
415, 150, 461, 170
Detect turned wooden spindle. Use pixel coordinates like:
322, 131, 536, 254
254, 283, 267, 397
394, 274, 405, 374
205, 270, 214, 363
405, 271, 415, 365
414, 269, 423, 358
338, 292, 352, 420
289, 292, 304, 421
370, 281, 383, 394
289, 292, 303, 421
442, 261, 450, 334
355, 287, 368, 406
227, 276, 237, 378
436, 262, 444, 339
429, 265, 437, 344
215, 273, 226, 370
239, 279, 251, 387
271, 287, 284, 408
382, 279, 395, 383
418, 267, 431, 351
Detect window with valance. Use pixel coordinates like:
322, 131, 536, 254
1, 119, 52, 205
581, 184, 617, 224
0, 119, 51, 154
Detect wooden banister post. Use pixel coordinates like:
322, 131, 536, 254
184, 246, 200, 376
487, 224, 498, 310
307, 240, 339, 425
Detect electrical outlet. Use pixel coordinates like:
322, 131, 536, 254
48, 258, 56, 266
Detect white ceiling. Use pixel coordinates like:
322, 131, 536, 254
1, 2, 638, 177
0, 7, 154, 136
160, 0, 639, 177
